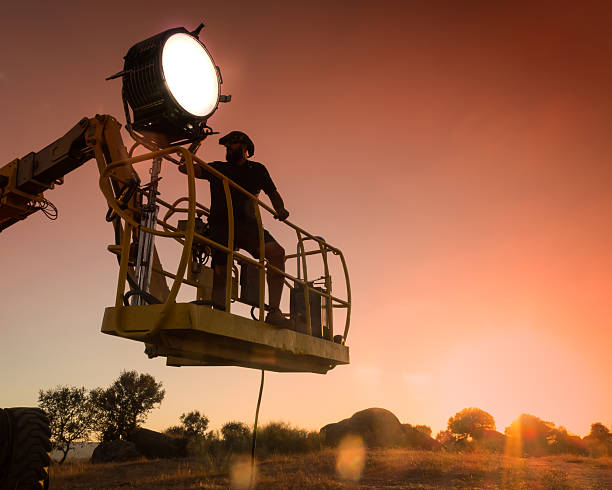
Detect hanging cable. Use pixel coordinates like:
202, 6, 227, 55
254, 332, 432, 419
29, 198, 58, 221
250, 369, 265, 490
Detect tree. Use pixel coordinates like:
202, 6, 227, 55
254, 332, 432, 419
504, 413, 556, 456
448, 407, 495, 440
221, 421, 251, 451
547, 426, 586, 455
587, 422, 610, 442
38, 386, 93, 464
90, 370, 165, 441
584, 422, 612, 457
179, 410, 209, 439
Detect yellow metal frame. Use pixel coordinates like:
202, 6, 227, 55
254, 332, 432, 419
95, 134, 351, 371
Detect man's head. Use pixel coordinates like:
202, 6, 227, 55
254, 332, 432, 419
219, 131, 254, 164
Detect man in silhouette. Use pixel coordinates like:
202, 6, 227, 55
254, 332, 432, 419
179, 131, 291, 327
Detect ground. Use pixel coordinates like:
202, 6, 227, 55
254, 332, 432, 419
50, 449, 612, 489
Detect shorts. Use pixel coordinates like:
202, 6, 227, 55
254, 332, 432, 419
209, 221, 279, 266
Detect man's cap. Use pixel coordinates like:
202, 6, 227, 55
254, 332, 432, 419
219, 131, 255, 157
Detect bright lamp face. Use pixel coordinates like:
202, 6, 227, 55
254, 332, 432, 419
162, 33, 220, 117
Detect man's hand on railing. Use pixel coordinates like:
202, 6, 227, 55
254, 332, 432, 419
274, 208, 290, 221
178, 162, 206, 179
269, 190, 289, 221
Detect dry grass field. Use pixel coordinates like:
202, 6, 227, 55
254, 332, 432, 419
49, 448, 612, 489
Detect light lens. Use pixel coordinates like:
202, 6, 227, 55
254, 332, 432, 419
162, 33, 220, 117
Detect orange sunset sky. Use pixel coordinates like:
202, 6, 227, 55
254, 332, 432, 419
1, 1, 611, 438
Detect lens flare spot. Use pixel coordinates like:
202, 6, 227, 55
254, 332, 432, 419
504, 432, 523, 458
230, 456, 256, 490
336, 435, 366, 482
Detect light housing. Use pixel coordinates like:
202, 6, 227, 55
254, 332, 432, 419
120, 27, 227, 144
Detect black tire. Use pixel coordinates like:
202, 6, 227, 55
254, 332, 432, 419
1, 408, 51, 490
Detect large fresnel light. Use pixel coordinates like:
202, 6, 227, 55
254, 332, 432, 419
110, 25, 230, 145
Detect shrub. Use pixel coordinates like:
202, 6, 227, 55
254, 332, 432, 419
256, 422, 321, 457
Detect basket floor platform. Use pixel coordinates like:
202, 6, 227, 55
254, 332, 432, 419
101, 303, 349, 374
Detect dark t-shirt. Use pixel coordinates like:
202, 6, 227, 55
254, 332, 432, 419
203, 160, 277, 227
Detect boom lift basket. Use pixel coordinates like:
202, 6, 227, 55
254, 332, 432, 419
98, 143, 351, 374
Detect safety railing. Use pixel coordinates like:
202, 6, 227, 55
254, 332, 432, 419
98, 146, 351, 345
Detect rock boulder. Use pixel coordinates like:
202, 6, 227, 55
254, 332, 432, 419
129, 428, 188, 459
321, 408, 407, 448
91, 440, 141, 464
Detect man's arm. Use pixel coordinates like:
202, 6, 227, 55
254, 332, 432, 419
178, 162, 209, 179
268, 189, 290, 220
